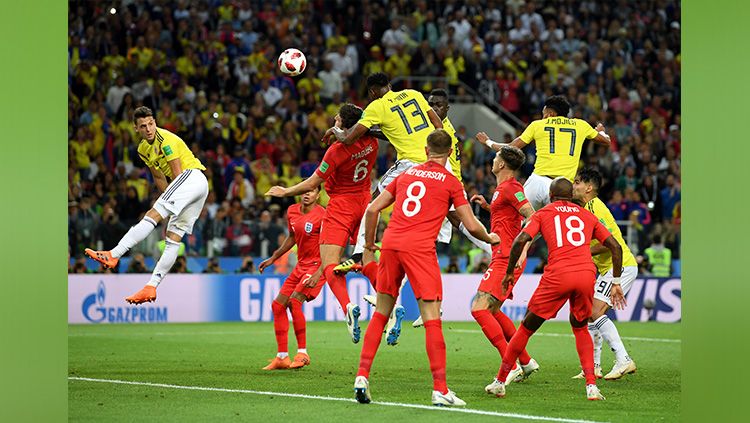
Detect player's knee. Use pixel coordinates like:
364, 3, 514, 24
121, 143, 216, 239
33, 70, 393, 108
569, 314, 588, 328
272, 299, 287, 313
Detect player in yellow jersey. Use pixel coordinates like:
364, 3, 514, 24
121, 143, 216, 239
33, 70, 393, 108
572, 168, 638, 381
476, 96, 611, 210
323, 72, 443, 266
85, 106, 209, 304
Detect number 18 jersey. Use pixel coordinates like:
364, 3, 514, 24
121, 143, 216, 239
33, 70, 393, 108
381, 161, 468, 252
315, 134, 379, 197
522, 200, 611, 275
358, 89, 436, 163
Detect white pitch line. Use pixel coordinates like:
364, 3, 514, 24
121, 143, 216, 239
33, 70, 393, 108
69, 376, 607, 423
450, 329, 681, 343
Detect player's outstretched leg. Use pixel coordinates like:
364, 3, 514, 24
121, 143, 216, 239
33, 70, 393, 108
355, 310, 389, 402
86, 214, 160, 270
125, 237, 181, 304
573, 323, 603, 379
492, 317, 541, 398
572, 322, 604, 400
264, 299, 292, 370
323, 263, 360, 343
595, 314, 637, 380
288, 297, 310, 369
493, 310, 538, 380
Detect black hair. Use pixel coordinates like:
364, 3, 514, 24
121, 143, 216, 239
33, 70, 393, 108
339, 103, 363, 129
544, 95, 571, 117
366, 72, 390, 90
652, 235, 662, 244
498, 145, 526, 170
429, 88, 449, 99
132, 106, 154, 123
577, 167, 602, 193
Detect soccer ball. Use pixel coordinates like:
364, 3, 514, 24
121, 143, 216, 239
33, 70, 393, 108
278, 48, 306, 77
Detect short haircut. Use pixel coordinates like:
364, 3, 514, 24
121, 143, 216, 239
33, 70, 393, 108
366, 72, 390, 90
544, 95, 571, 117
498, 145, 526, 170
577, 167, 602, 193
426, 129, 452, 154
652, 234, 662, 244
429, 88, 449, 99
338, 103, 363, 129
133, 106, 154, 123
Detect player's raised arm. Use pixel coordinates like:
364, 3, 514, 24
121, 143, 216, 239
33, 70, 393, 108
475, 131, 527, 152
363, 189, 396, 250
259, 234, 296, 273
167, 157, 183, 178
149, 167, 169, 193
426, 107, 443, 129
453, 204, 500, 245
592, 122, 612, 146
266, 174, 325, 198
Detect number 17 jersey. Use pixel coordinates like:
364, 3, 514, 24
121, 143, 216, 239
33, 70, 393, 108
358, 89, 436, 163
315, 134, 379, 197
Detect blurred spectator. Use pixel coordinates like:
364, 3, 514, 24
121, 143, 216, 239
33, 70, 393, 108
127, 253, 150, 274
203, 257, 224, 274
644, 235, 672, 277
236, 256, 257, 274
226, 166, 255, 208
225, 211, 253, 256
173, 256, 190, 274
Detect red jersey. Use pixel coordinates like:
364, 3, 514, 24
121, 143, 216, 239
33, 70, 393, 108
286, 203, 326, 266
522, 200, 611, 274
315, 134, 379, 197
382, 161, 468, 252
490, 178, 529, 258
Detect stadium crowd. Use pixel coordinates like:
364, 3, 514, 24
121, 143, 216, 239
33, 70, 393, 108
68, 0, 681, 274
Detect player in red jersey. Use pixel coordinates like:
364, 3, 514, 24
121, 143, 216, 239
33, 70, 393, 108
468, 145, 538, 385
259, 186, 326, 370
267, 103, 378, 343
353, 129, 500, 407
486, 178, 626, 401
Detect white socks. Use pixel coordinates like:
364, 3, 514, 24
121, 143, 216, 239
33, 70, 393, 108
147, 238, 180, 288
592, 315, 630, 363
353, 208, 379, 255
458, 222, 493, 255
277, 352, 289, 359
111, 216, 158, 258
297, 348, 307, 354
588, 323, 603, 366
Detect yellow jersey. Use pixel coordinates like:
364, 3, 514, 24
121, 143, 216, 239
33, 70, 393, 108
443, 117, 462, 182
137, 127, 205, 180
519, 117, 598, 181
585, 197, 637, 274
358, 89, 435, 163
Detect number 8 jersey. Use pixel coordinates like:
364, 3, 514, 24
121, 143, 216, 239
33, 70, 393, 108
522, 200, 611, 275
315, 134, 379, 196
381, 161, 468, 252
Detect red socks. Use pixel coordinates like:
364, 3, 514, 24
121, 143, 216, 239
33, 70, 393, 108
472, 309, 508, 356
423, 319, 448, 394
497, 323, 534, 381
357, 311, 388, 378
323, 264, 351, 311
289, 298, 306, 350
271, 300, 289, 353
494, 311, 532, 365
572, 325, 597, 385
362, 262, 378, 290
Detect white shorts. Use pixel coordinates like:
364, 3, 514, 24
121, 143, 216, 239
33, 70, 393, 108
153, 169, 209, 237
594, 266, 638, 307
377, 159, 419, 192
523, 173, 553, 211
437, 159, 461, 244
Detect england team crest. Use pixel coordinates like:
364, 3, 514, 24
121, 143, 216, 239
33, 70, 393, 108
304, 222, 313, 233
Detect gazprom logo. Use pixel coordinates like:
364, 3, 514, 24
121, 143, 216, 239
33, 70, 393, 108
82, 281, 168, 324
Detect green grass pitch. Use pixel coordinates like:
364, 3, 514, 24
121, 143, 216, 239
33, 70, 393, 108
69, 320, 680, 422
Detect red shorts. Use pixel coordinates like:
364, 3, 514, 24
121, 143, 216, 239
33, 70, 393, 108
527, 270, 596, 322
279, 263, 325, 300
377, 249, 442, 301
478, 256, 526, 302
319, 193, 369, 247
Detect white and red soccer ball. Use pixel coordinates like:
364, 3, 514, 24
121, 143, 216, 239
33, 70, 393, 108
278, 48, 306, 77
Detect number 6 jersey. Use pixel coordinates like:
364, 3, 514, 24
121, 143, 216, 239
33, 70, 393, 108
522, 200, 611, 275
381, 161, 468, 252
315, 134, 379, 197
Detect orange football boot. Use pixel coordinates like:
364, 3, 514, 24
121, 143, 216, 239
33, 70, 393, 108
289, 353, 311, 369
262, 356, 291, 370
84, 248, 119, 269
125, 285, 157, 304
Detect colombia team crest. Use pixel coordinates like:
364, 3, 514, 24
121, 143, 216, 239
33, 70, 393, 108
304, 222, 313, 234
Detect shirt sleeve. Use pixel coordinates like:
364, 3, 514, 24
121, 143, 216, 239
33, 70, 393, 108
518, 120, 539, 144
504, 185, 529, 212
314, 146, 339, 180
581, 120, 599, 139
593, 220, 611, 243
521, 211, 542, 238
160, 133, 179, 161
384, 174, 401, 196
358, 99, 382, 129
450, 178, 469, 208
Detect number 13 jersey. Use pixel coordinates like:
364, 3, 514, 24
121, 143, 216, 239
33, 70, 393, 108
316, 134, 379, 197
381, 161, 468, 252
358, 89, 436, 164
